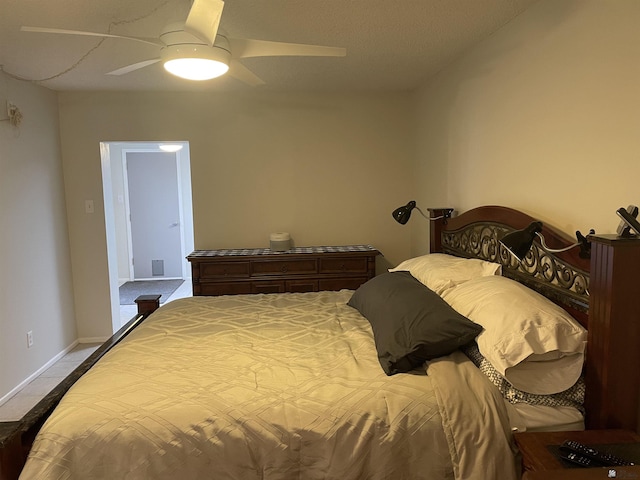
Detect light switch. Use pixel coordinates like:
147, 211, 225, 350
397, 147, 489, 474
85, 200, 94, 214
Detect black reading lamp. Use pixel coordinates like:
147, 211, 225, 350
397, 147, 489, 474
500, 221, 593, 261
392, 201, 451, 224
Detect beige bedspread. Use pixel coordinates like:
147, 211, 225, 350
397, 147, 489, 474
20, 291, 517, 480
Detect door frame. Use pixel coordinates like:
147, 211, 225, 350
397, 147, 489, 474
101, 141, 194, 333
121, 148, 188, 280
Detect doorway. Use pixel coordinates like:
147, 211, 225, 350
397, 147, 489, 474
100, 141, 194, 332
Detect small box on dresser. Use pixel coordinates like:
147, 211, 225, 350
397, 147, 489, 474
187, 245, 379, 296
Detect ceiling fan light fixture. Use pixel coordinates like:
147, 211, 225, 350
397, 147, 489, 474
162, 44, 230, 81
159, 144, 183, 152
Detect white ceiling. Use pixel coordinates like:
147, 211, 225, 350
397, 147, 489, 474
0, 0, 540, 92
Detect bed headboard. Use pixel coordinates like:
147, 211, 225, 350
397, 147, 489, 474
428, 206, 640, 433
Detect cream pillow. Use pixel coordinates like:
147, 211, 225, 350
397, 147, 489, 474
441, 275, 586, 395
388, 253, 501, 295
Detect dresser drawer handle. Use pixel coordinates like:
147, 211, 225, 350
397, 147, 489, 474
340, 263, 347, 271
281, 265, 288, 273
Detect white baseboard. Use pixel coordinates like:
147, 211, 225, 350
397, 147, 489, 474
0, 339, 79, 407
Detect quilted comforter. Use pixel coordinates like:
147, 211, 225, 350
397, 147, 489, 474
20, 291, 517, 480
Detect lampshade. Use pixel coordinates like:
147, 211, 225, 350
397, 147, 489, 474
161, 44, 230, 81
392, 201, 417, 225
500, 221, 543, 261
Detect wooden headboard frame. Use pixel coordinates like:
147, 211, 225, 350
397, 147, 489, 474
429, 206, 640, 432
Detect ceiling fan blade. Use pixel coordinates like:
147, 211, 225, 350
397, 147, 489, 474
228, 60, 265, 87
184, 0, 224, 46
106, 58, 161, 76
228, 38, 346, 59
21, 26, 162, 47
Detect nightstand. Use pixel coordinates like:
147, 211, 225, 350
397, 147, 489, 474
514, 429, 640, 479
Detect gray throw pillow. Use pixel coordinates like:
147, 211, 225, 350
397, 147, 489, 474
348, 271, 483, 375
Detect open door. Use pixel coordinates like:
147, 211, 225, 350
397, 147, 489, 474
125, 151, 183, 279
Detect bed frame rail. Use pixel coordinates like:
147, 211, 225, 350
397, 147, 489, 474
0, 295, 162, 480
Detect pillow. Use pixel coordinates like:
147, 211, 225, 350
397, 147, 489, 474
388, 253, 501, 295
347, 271, 483, 375
461, 342, 585, 413
441, 275, 587, 394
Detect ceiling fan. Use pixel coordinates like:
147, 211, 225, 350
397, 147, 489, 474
20, 0, 346, 85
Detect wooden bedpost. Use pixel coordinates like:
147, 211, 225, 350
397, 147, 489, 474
134, 294, 161, 316
585, 234, 640, 432
427, 208, 454, 253
0, 425, 22, 480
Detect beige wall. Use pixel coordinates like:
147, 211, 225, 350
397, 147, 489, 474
57, 91, 416, 339
0, 72, 77, 400
414, 0, 640, 245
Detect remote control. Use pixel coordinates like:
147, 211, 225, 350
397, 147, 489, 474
558, 450, 594, 468
560, 440, 635, 467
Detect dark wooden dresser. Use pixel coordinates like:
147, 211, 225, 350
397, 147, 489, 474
187, 245, 379, 296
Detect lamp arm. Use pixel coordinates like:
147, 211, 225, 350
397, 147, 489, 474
419, 207, 452, 222
535, 229, 594, 259
535, 232, 578, 253
414, 206, 430, 220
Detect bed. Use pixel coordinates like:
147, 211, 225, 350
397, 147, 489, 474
5, 205, 640, 479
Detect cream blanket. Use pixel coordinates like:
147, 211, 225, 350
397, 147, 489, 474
21, 292, 517, 480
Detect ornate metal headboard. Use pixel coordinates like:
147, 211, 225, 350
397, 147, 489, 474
429, 206, 640, 432
429, 206, 591, 322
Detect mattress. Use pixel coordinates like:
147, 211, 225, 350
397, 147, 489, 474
20, 292, 517, 480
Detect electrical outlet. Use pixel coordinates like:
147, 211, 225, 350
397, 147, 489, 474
27, 330, 33, 348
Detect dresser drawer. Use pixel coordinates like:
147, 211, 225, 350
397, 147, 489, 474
252, 280, 286, 294
319, 277, 370, 291
286, 279, 319, 293
319, 257, 369, 274
251, 259, 317, 276
198, 282, 252, 296
199, 261, 250, 278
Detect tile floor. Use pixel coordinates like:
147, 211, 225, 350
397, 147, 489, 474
0, 279, 193, 422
